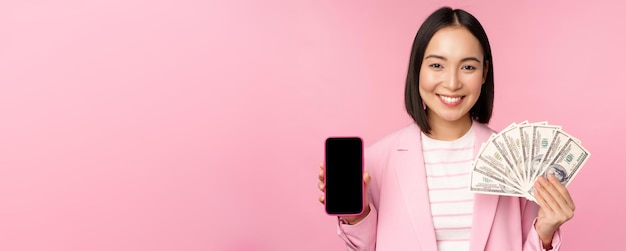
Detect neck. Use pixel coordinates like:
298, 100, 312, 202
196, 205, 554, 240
425, 113, 473, 141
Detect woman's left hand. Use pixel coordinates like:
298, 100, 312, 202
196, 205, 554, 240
534, 173, 576, 249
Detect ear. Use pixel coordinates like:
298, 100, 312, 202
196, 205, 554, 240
482, 60, 490, 84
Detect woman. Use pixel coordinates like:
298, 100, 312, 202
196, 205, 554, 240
317, 6, 574, 251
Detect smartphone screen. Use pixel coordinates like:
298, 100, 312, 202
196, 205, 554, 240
325, 137, 364, 215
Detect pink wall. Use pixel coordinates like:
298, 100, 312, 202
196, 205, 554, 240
0, 0, 623, 250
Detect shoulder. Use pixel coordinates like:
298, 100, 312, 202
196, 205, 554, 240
363, 123, 419, 182
365, 123, 418, 154
474, 120, 496, 133
363, 123, 420, 169
473, 121, 496, 142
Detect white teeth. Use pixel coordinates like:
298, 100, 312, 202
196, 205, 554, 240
439, 95, 462, 103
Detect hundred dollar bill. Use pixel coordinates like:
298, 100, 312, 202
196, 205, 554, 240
470, 170, 523, 196
475, 134, 524, 186
501, 121, 528, 185
473, 157, 522, 190
526, 124, 561, 190
531, 130, 580, 185
519, 122, 547, 185
489, 133, 524, 184
537, 138, 590, 187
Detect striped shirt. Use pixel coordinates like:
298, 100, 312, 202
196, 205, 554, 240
421, 126, 475, 251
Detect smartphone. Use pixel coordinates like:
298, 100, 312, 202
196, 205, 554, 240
324, 137, 364, 216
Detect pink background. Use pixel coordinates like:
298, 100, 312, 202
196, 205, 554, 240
0, 0, 623, 250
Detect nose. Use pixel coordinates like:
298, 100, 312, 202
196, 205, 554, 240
444, 69, 462, 91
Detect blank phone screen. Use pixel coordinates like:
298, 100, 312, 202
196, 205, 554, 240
325, 137, 363, 215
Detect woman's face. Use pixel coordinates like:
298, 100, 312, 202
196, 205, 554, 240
419, 26, 487, 126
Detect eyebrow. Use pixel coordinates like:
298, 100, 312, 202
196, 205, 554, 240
424, 54, 482, 63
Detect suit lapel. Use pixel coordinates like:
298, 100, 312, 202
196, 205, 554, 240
469, 121, 500, 251
393, 123, 437, 251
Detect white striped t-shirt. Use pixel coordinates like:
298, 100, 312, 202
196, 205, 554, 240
421, 126, 475, 251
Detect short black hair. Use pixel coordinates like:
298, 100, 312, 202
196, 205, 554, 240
404, 6, 494, 134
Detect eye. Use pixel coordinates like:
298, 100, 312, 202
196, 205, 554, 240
429, 63, 442, 69
462, 65, 477, 70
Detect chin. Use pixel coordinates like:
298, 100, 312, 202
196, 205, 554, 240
442, 117, 468, 123
432, 111, 471, 123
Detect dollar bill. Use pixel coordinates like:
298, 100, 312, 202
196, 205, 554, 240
473, 157, 522, 190
531, 130, 580, 185
476, 134, 524, 185
489, 133, 524, 184
470, 170, 523, 196
501, 121, 527, 185
526, 124, 561, 190
537, 138, 590, 186
519, 122, 547, 184
470, 121, 590, 201
519, 125, 533, 185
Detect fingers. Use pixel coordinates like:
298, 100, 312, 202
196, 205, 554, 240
542, 174, 575, 213
547, 174, 576, 210
319, 162, 325, 204
535, 175, 575, 222
534, 180, 554, 213
318, 162, 325, 192
538, 176, 569, 212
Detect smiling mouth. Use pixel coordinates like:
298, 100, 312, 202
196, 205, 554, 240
438, 95, 464, 104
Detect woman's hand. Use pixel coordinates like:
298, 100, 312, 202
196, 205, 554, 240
533, 173, 576, 249
318, 162, 371, 224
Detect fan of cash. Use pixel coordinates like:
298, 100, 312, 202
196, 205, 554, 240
469, 121, 590, 201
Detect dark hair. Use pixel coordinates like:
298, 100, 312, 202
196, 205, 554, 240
404, 6, 494, 134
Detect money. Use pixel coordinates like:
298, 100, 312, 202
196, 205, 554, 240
470, 170, 523, 196
528, 125, 561, 186
518, 121, 547, 184
500, 121, 527, 183
470, 121, 590, 201
476, 134, 524, 185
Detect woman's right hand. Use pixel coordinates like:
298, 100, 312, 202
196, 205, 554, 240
318, 162, 371, 225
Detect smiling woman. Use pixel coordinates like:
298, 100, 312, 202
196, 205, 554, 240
418, 26, 488, 141
317, 6, 575, 251
404, 8, 494, 141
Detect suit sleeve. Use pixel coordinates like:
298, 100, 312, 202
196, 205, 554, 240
334, 135, 395, 251
336, 202, 378, 251
335, 169, 379, 251
521, 199, 562, 251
